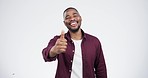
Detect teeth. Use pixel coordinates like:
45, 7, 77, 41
70, 21, 77, 25
71, 22, 76, 25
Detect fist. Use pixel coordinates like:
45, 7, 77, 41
50, 30, 67, 57
55, 30, 67, 54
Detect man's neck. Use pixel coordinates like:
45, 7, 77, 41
69, 29, 82, 40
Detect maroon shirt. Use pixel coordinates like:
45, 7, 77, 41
42, 30, 107, 78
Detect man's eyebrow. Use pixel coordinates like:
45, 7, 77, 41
65, 15, 70, 18
73, 12, 78, 15
64, 12, 79, 19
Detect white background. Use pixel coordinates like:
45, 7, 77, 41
0, 0, 148, 78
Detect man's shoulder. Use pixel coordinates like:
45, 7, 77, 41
85, 33, 99, 40
84, 33, 101, 44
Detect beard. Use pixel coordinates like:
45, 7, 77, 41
67, 25, 80, 33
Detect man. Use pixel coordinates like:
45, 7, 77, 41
42, 7, 107, 78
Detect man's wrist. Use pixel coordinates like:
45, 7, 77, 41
49, 46, 57, 57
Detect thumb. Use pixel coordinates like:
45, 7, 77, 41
60, 30, 65, 39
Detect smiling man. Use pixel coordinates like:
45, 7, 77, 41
42, 7, 107, 78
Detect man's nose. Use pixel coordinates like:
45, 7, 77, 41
70, 17, 75, 21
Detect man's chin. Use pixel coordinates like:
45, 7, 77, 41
69, 28, 80, 33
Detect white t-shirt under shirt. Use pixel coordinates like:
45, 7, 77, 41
71, 39, 83, 78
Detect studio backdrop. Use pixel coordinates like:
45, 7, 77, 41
0, 0, 148, 78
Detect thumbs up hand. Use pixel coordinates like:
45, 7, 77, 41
49, 30, 67, 57
57, 30, 67, 52
60, 30, 65, 39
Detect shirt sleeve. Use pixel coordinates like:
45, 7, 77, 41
95, 40, 107, 78
42, 36, 59, 62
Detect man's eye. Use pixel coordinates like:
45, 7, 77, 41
73, 13, 79, 17
74, 15, 78, 17
66, 17, 70, 19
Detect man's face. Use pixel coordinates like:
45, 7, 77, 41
63, 9, 82, 33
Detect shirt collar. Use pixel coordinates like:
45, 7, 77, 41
65, 29, 86, 41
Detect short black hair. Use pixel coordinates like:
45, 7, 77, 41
63, 7, 79, 17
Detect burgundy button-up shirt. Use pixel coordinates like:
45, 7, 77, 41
42, 30, 107, 78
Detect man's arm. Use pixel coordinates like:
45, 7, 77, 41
94, 42, 107, 78
42, 37, 58, 62
42, 31, 67, 62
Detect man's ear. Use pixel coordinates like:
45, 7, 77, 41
63, 21, 66, 25
80, 16, 82, 21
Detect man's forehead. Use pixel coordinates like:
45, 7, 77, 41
63, 7, 79, 18
63, 9, 79, 19
64, 9, 78, 15
63, 7, 78, 13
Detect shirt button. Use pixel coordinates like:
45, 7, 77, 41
72, 50, 75, 53
71, 60, 73, 62
69, 70, 72, 72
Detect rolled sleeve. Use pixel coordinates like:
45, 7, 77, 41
42, 36, 59, 62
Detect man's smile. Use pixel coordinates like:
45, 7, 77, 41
69, 20, 78, 27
